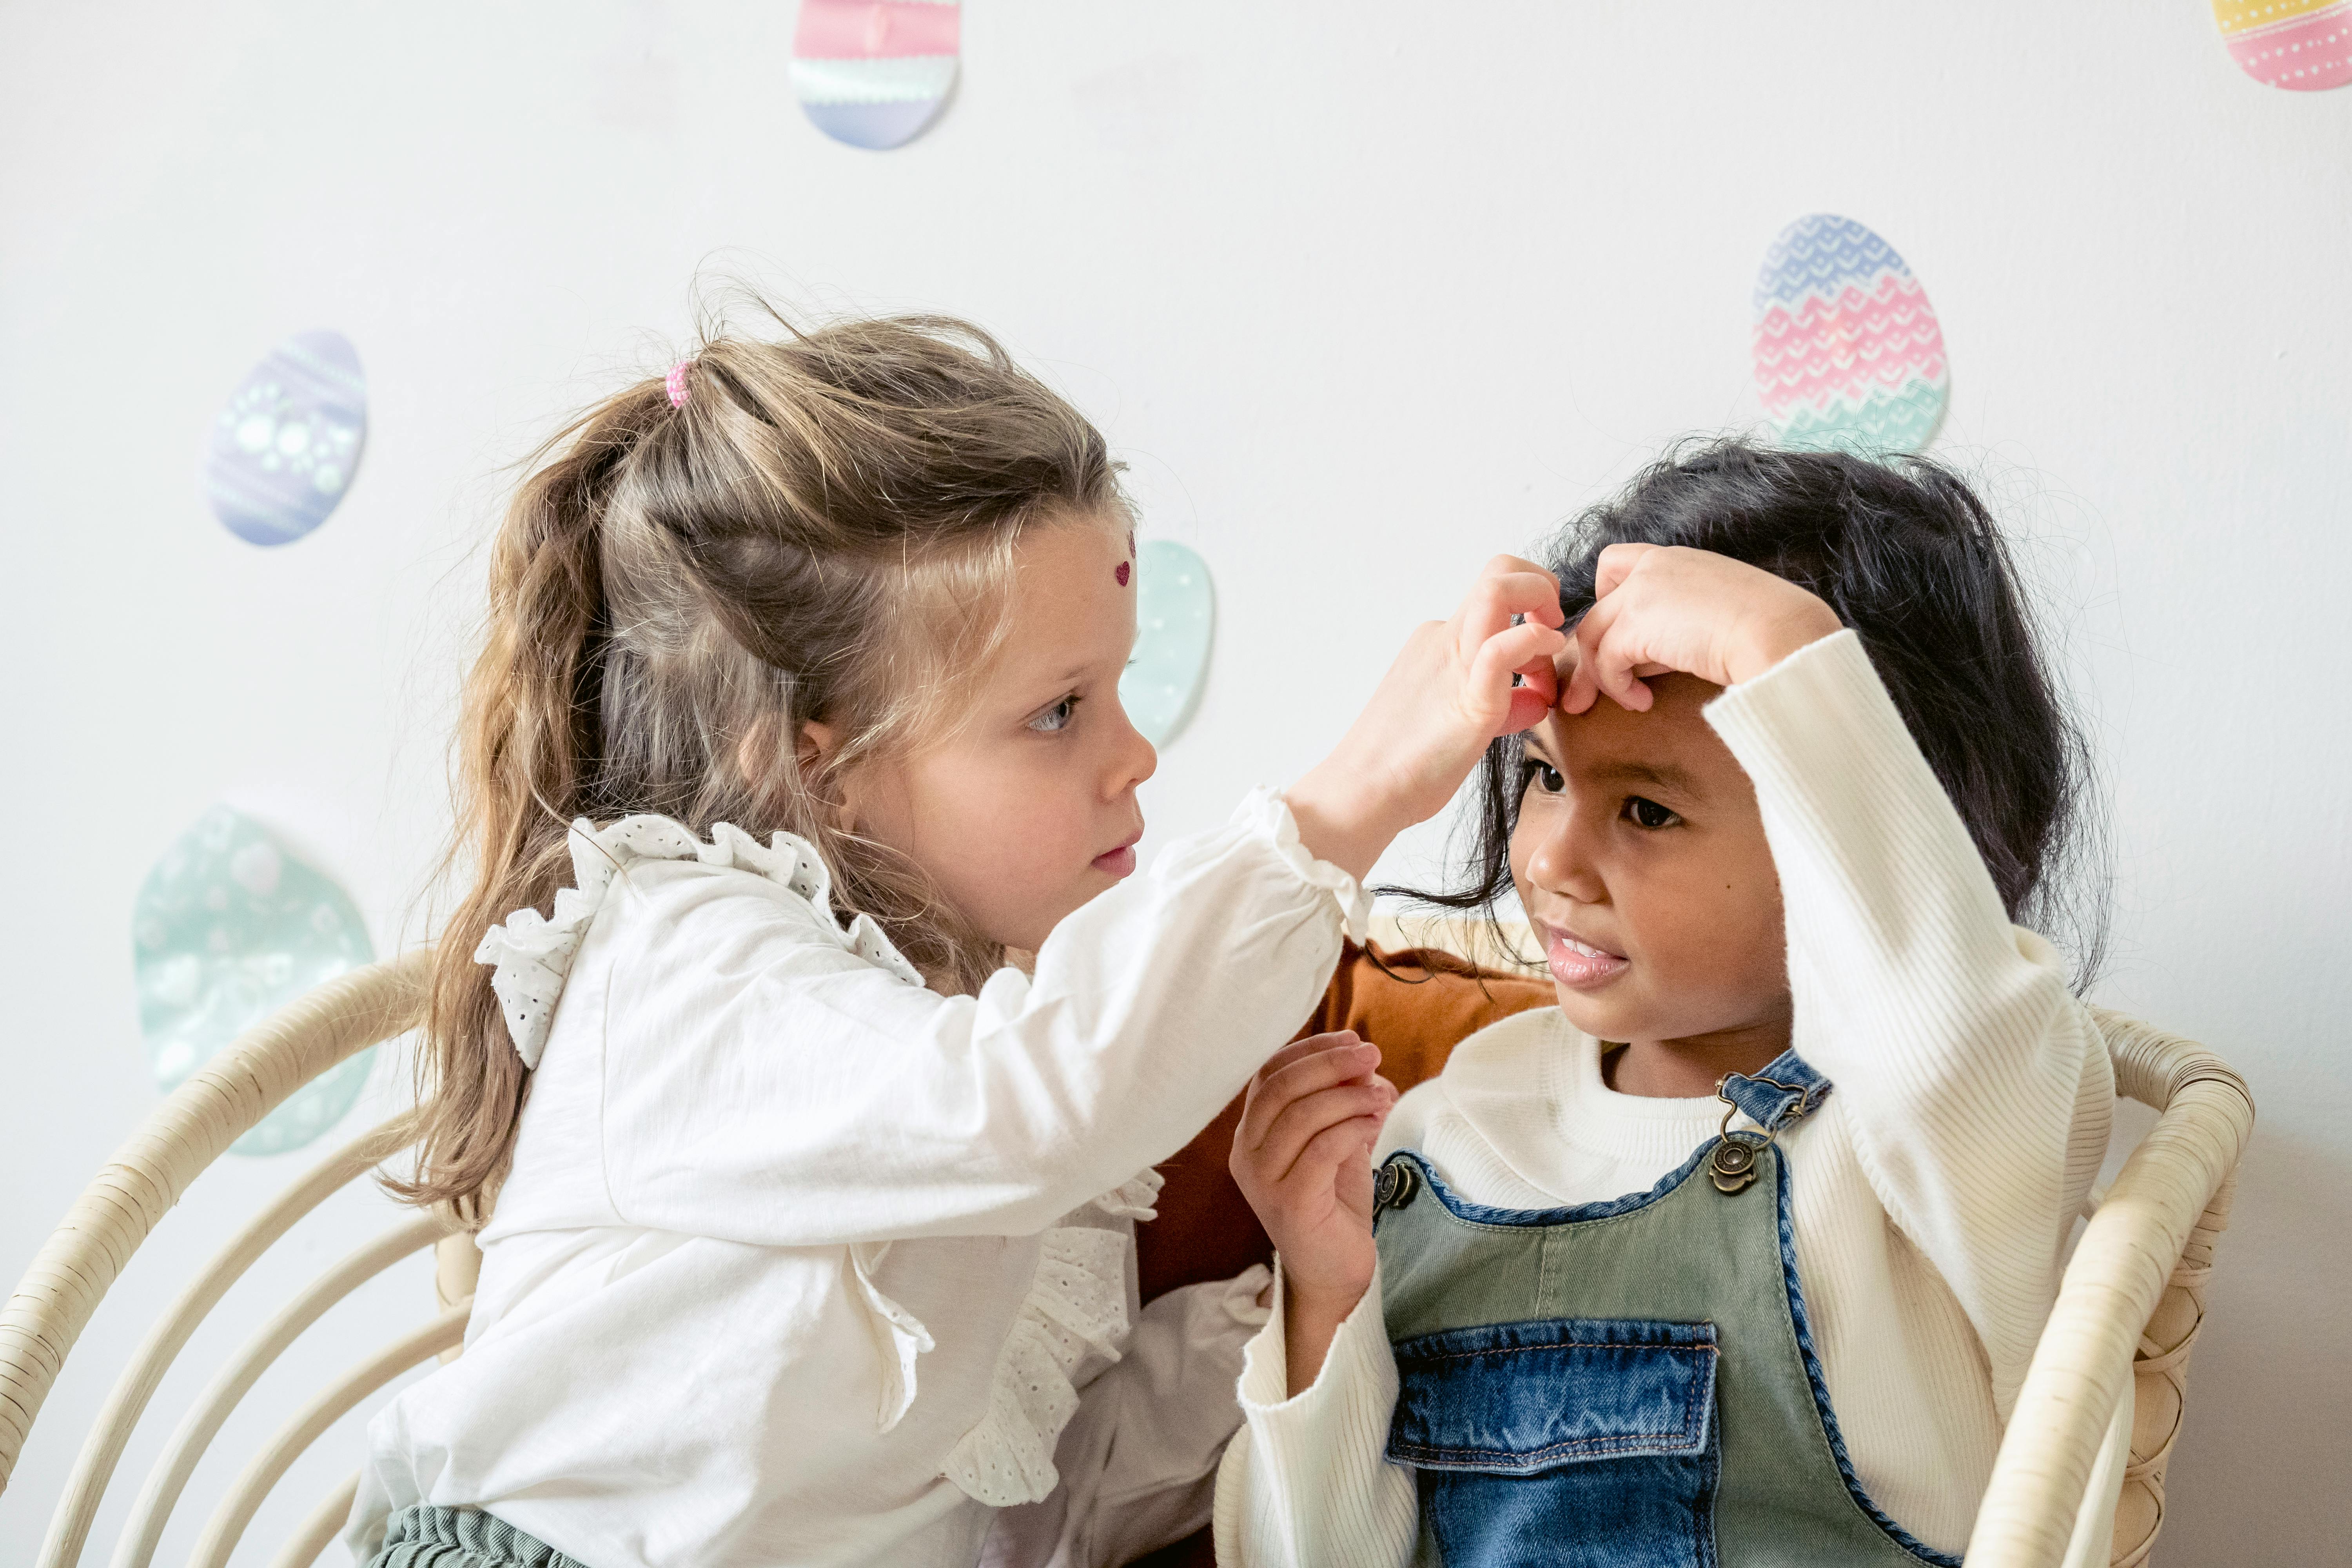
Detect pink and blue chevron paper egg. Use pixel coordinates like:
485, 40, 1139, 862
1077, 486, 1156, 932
1751, 215, 1947, 457
792, 0, 959, 151
2213, 1, 2352, 91
203, 329, 367, 547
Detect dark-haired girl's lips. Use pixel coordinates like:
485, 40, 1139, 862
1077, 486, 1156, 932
1543, 924, 1630, 990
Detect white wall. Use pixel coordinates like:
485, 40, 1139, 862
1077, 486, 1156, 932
3, 2, 2344, 1561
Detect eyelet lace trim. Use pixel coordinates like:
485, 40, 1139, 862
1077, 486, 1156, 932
472, 814, 925, 1069
941, 1169, 1167, 1506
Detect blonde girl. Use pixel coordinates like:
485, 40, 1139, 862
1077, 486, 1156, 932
348, 313, 1565, 1568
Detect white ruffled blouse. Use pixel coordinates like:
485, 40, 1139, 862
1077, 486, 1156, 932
349, 790, 1365, 1568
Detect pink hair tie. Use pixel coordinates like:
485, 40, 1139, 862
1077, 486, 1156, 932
664, 361, 692, 409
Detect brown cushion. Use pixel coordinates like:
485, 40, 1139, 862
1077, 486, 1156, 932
1136, 939, 1553, 1303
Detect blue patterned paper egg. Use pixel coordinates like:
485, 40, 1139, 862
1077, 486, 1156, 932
203, 330, 368, 546
132, 807, 377, 1155
1120, 541, 1214, 746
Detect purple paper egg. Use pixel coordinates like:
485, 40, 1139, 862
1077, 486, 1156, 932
203, 329, 368, 547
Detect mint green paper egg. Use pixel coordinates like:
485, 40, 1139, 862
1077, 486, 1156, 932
1120, 540, 1214, 746
132, 807, 377, 1155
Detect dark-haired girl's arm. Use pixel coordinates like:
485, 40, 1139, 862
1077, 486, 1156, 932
1704, 631, 2113, 1416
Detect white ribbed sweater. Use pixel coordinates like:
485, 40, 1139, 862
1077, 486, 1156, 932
1214, 631, 2114, 1565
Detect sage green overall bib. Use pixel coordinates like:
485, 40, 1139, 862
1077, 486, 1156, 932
1370, 1050, 1958, 1568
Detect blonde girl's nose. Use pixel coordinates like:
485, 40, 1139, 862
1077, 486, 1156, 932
1112, 703, 1158, 795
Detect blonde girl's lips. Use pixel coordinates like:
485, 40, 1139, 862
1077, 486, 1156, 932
1543, 924, 1630, 990
1091, 844, 1138, 878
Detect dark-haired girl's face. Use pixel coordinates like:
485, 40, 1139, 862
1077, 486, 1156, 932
1509, 674, 1793, 1087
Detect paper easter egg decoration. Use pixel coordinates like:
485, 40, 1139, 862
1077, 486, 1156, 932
791, 0, 959, 150
132, 807, 377, 1155
203, 330, 367, 546
1751, 215, 1948, 457
1120, 541, 1214, 747
2212, 1, 2352, 90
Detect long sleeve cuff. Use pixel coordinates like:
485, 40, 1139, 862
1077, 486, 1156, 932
1220, 1262, 1416, 1568
1245, 787, 1373, 941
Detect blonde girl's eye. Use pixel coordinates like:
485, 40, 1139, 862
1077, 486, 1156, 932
1028, 695, 1080, 734
1520, 757, 1565, 795
1622, 796, 1679, 830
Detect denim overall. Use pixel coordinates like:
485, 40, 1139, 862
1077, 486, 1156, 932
1370, 1051, 1960, 1568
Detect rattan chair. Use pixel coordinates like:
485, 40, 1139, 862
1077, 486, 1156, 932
2, 933, 2250, 1568
0, 951, 477, 1568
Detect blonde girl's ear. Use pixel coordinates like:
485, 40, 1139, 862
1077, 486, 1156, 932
791, 719, 860, 834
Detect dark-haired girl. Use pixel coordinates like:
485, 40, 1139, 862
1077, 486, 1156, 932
1221, 441, 2113, 1566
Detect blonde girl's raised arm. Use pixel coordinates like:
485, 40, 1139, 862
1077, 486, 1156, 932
590, 789, 1361, 1245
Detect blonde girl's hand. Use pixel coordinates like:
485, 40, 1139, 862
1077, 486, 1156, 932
1288, 555, 1567, 880
1559, 543, 1843, 715
1229, 1031, 1398, 1394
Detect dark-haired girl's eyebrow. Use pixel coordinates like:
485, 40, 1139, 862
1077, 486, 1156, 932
1589, 759, 1701, 795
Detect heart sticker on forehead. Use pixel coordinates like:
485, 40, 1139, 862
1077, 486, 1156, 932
1119, 541, 1213, 746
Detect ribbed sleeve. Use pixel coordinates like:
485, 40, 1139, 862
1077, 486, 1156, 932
1704, 630, 2112, 1417
1214, 1264, 1417, 1568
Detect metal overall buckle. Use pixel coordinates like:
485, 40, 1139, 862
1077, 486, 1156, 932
1374, 1158, 1420, 1214
1708, 1073, 1811, 1194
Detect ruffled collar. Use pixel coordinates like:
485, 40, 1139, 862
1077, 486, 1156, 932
472, 814, 925, 1068
939, 1169, 1166, 1505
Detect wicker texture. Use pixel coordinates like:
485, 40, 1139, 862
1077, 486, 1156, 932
266, 1471, 358, 1568
185, 1301, 470, 1568
34, 1117, 411, 1568
0, 951, 428, 1538
108, 1210, 454, 1568
1965, 1008, 2254, 1568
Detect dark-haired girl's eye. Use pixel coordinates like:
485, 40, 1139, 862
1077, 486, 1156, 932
1622, 796, 1679, 830
1521, 758, 1565, 795
1029, 695, 1080, 734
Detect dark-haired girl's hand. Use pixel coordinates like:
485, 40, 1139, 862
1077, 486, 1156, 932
1559, 543, 1842, 714
1231, 1031, 1397, 1394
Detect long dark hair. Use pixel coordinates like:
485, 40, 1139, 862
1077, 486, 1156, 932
1394, 437, 2109, 990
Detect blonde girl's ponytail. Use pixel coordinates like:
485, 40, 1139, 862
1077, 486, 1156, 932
393, 390, 668, 1217
396, 313, 1123, 1216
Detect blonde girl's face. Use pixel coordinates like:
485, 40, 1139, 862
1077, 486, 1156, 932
841, 517, 1157, 954
1506, 674, 1793, 1064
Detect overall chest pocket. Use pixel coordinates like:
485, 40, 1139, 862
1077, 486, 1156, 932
1387, 1318, 1720, 1568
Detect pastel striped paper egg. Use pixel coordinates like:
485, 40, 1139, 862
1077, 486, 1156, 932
1752, 215, 1947, 457
1119, 541, 1214, 746
203, 329, 367, 546
792, 0, 959, 150
2213, 0, 2352, 91
133, 807, 377, 1156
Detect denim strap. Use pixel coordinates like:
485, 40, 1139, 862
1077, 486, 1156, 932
1718, 1049, 1833, 1133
